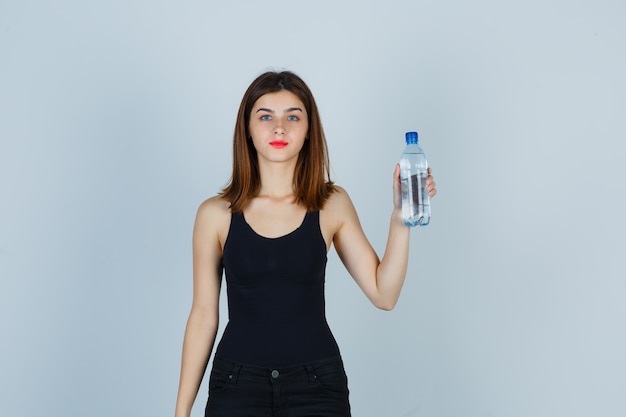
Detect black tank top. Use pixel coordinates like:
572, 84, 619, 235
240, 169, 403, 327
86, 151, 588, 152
215, 210, 340, 367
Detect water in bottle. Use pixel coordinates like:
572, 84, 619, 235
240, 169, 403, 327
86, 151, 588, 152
400, 131, 430, 227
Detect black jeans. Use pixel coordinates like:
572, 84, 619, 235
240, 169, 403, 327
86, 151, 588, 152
205, 355, 351, 417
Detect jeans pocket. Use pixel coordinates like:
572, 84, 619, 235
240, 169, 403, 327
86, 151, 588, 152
208, 369, 233, 394
312, 361, 349, 396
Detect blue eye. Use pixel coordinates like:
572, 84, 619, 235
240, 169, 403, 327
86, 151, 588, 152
260, 115, 271, 121
287, 115, 299, 121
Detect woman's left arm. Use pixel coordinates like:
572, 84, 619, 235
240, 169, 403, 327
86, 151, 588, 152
332, 166, 436, 310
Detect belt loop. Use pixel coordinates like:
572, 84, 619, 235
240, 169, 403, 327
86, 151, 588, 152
230, 362, 242, 385
304, 363, 316, 384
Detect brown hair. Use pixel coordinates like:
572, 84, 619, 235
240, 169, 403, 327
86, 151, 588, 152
220, 71, 335, 212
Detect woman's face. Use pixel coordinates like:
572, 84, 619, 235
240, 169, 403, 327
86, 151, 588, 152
248, 90, 309, 165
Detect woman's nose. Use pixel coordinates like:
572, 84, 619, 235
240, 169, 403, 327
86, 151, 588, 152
274, 122, 285, 135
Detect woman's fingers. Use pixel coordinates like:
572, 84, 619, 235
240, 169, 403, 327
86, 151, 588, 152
426, 168, 437, 198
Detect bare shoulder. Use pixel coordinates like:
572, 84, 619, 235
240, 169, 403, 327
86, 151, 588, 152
197, 195, 231, 218
324, 185, 355, 216
195, 195, 231, 249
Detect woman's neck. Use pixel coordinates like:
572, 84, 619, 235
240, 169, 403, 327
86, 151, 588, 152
257, 160, 297, 200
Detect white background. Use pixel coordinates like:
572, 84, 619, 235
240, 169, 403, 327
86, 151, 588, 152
1, 1, 625, 416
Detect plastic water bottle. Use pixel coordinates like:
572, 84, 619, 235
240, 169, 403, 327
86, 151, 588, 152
400, 131, 430, 227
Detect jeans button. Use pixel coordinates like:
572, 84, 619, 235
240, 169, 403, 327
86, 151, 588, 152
271, 369, 279, 379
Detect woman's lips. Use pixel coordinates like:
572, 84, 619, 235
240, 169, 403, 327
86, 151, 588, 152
269, 140, 288, 148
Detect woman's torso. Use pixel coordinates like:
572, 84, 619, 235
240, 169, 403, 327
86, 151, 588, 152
214, 208, 341, 367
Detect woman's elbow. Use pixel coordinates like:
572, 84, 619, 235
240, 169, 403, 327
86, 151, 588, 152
373, 298, 397, 311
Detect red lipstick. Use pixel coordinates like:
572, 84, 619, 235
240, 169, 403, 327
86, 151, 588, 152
269, 140, 288, 148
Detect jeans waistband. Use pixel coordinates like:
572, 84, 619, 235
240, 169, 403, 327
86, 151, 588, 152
212, 355, 343, 384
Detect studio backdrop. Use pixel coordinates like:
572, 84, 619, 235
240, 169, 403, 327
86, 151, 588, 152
1, 1, 624, 416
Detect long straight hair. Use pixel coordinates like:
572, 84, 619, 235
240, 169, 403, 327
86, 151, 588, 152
220, 71, 335, 212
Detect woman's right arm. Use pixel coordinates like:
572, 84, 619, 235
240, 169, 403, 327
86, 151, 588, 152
175, 198, 229, 417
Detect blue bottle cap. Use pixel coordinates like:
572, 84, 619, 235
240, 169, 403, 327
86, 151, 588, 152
405, 131, 418, 144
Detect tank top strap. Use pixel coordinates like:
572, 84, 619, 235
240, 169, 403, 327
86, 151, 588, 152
301, 210, 318, 229
229, 211, 246, 232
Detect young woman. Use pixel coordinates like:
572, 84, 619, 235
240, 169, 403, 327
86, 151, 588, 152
174, 71, 437, 417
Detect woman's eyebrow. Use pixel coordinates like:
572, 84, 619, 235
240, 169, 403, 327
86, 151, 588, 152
255, 107, 303, 113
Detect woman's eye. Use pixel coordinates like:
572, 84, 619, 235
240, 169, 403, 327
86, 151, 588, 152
287, 115, 299, 121
260, 115, 271, 121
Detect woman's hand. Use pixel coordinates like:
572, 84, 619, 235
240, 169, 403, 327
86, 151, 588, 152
392, 165, 437, 210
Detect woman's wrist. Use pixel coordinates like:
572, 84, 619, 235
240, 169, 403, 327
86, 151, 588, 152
390, 208, 407, 227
